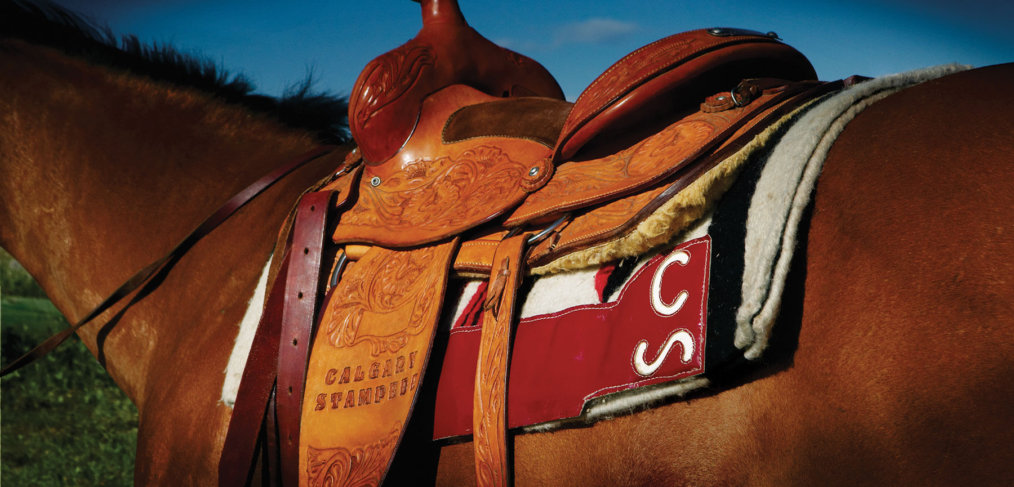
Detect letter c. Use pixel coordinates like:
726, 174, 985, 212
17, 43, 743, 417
651, 250, 690, 316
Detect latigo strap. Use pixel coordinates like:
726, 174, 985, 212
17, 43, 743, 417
276, 191, 336, 484
220, 189, 338, 486
473, 235, 529, 487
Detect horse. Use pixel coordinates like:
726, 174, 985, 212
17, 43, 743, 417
2, 3, 1013, 486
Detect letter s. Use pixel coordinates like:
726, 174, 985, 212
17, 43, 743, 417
632, 331, 695, 377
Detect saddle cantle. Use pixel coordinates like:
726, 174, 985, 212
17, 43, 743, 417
224, 1, 835, 486
554, 27, 815, 161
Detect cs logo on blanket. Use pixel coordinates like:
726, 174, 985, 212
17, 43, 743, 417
627, 237, 710, 380
633, 248, 696, 376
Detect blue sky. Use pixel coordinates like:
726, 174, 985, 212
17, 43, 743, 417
55, 0, 1013, 101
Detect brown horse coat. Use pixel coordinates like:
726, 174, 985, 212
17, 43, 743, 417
2, 32, 1012, 485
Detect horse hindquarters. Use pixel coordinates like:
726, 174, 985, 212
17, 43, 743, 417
788, 63, 1014, 485
433, 65, 1014, 486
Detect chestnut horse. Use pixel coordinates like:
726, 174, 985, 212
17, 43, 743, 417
3, 9, 1013, 487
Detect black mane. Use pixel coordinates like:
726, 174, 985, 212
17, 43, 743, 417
1, 1, 349, 144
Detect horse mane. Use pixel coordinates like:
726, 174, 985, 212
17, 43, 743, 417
1, 1, 349, 144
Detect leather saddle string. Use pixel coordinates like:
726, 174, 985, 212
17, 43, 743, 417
0, 145, 337, 377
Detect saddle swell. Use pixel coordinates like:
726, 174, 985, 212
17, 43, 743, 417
348, 0, 564, 165
225, 2, 831, 486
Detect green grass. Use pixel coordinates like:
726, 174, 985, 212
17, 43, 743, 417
2, 295, 138, 486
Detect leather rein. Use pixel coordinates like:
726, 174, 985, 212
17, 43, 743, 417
0, 145, 339, 377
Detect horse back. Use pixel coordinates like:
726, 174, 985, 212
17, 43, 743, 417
795, 63, 1014, 484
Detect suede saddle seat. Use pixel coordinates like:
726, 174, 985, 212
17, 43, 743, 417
335, 26, 819, 251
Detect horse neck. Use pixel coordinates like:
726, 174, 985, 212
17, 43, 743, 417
0, 40, 337, 404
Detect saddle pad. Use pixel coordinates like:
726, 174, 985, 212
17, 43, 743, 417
435, 236, 712, 438
732, 63, 971, 359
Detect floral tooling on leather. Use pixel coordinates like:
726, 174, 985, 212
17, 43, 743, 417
305, 427, 400, 487
334, 145, 551, 245
322, 245, 451, 357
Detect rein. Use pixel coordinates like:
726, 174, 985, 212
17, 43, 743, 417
0, 145, 338, 377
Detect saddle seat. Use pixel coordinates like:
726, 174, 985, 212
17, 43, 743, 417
338, 16, 816, 247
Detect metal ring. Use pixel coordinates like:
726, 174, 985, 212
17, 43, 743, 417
526, 214, 569, 245
729, 88, 744, 107
329, 251, 349, 289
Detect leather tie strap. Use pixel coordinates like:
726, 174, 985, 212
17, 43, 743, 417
219, 255, 291, 487
473, 234, 529, 487
219, 190, 336, 486
276, 191, 336, 486
0, 145, 337, 377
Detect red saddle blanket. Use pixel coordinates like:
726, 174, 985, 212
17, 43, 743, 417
432, 236, 712, 438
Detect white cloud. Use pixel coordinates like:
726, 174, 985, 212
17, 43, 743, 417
553, 18, 639, 46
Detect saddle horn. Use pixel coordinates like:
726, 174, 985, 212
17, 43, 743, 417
349, 0, 564, 164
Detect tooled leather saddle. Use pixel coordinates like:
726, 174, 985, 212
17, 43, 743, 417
221, 0, 833, 485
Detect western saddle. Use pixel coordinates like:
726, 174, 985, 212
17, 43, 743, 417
221, 0, 831, 485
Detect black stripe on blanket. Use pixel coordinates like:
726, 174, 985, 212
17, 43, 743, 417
704, 117, 804, 375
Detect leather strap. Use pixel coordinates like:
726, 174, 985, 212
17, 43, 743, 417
220, 163, 362, 486
275, 191, 336, 486
473, 234, 528, 487
219, 190, 336, 486
0, 145, 337, 377
264, 384, 282, 487
219, 255, 291, 486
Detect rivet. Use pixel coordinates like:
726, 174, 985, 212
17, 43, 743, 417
370, 176, 381, 187
716, 95, 727, 101
529, 166, 540, 177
